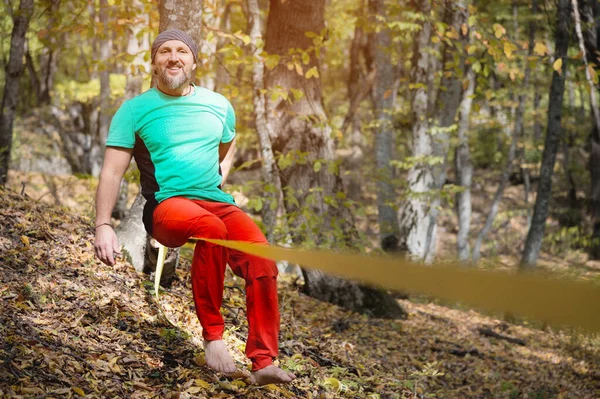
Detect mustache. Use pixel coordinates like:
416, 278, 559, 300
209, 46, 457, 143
165, 61, 183, 68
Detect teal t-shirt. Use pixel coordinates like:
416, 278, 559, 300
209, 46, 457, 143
107, 85, 236, 205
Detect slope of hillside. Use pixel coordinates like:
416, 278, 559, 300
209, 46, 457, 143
1, 187, 599, 398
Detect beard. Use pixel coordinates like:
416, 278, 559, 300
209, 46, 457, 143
157, 64, 192, 90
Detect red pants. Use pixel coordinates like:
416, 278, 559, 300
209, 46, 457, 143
151, 197, 279, 371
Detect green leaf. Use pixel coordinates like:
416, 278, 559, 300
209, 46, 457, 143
313, 161, 322, 172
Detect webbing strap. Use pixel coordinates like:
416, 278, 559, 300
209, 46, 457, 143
154, 239, 600, 333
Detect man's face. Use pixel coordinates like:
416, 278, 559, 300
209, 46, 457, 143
153, 39, 197, 90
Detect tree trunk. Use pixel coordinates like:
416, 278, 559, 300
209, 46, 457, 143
95, 0, 112, 177
521, 0, 569, 268
213, 2, 233, 93
472, 3, 534, 263
159, 0, 202, 37
0, 0, 34, 186
341, 4, 373, 201
25, 48, 41, 107
247, 0, 282, 241
577, 0, 600, 258
423, 0, 469, 261
397, 0, 435, 259
38, 0, 60, 105
113, 0, 151, 220
455, 69, 475, 262
123, 0, 150, 101
264, 0, 405, 318
369, 0, 400, 251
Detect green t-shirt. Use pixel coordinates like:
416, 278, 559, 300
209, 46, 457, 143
107, 85, 236, 206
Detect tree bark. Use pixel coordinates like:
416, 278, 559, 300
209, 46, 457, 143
95, 0, 112, 177
455, 69, 475, 262
247, 0, 282, 241
521, 0, 569, 268
397, 0, 435, 259
113, 0, 151, 221
423, 0, 469, 261
369, 0, 400, 251
264, 0, 405, 318
0, 0, 34, 186
38, 0, 60, 105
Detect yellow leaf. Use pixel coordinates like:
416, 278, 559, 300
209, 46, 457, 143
195, 378, 210, 388
533, 41, 548, 56
72, 387, 86, 397
305, 66, 319, 79
553, 58, 563, 74
295, 62, 303, 76
493, 23, 505, 39
322, 377, 342, 391
461, 23, 468, 36
20, 235, 30, 247
588, 65, 598, 85
503, 42, 516, 59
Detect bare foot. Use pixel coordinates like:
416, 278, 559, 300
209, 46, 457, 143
250, 365, 296, 386
204, 340, 237, 374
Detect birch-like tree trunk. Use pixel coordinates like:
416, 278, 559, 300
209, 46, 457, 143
264, 0, 404, 318
397, 0, 435, 259
521, 0, 569, 267
455, 69, 475, 262
423, 0, 469, 261
94, 0, 112, 177
247, 0, 282, 241
369, 0, 400, 251
112, 0, 151, 222
0, 0, 34, 186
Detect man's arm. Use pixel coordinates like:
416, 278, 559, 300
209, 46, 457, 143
219, 138, 236, 186
94, 146, 133, 265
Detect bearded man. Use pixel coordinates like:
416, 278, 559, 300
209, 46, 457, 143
93, 29, 296, 385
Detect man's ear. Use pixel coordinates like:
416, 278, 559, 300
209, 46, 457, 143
192, 62, 197, 72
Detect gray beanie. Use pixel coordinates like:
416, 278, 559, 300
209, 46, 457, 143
151, 29, 199, 62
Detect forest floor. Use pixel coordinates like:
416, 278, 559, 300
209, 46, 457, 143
1, 168, 600, 398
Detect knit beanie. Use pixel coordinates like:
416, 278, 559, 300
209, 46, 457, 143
151, 29, 199, 62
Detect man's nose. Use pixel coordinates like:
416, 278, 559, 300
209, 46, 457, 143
168, 51, 179, 61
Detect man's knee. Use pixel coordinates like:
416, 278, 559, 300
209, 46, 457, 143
191, 214, 227, 240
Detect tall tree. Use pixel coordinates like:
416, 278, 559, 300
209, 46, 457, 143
247, 0, 282, 241
369, 0, 400, 251
577, 0, 600, 258
397, 0, 436, 259
0, 0, 34, 186
423, 0, 470, 261
113, 0, 151, 220
455, 68, 475, 261
264, 0, 404, 318
521, 0, 569, 267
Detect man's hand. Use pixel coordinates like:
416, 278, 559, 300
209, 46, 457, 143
94, 225, 121, 265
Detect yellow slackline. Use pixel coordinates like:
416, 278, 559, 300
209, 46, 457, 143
154, 239, 600, 333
